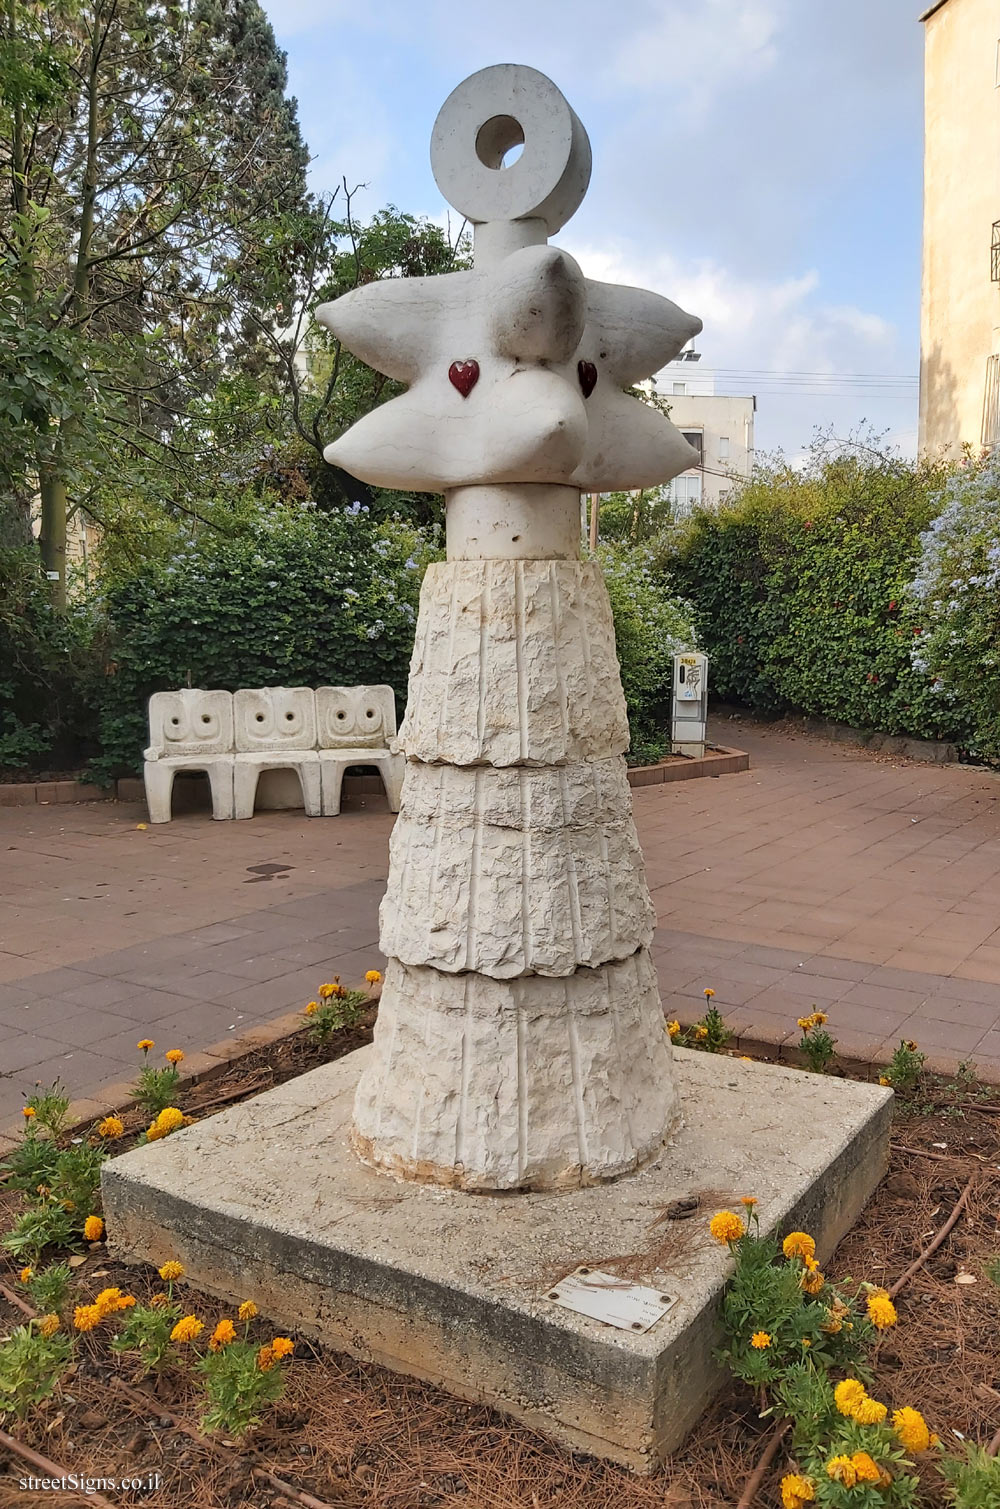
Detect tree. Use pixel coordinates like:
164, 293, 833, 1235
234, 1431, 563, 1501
1, 0, 310, 600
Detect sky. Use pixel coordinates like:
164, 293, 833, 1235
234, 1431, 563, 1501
262, 0, 926, 460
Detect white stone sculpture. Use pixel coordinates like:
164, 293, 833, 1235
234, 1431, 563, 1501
316, 63, 702, 1191
143, 689, 235, 823
316, 684, 404, 814
233, 687, 322, 820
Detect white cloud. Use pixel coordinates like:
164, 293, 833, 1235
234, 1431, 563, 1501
610, 0, 783, 117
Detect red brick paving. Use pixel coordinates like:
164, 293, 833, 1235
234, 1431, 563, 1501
3, 721, 1000, 1125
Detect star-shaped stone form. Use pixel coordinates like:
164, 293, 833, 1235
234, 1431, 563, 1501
315, 243, 701, 493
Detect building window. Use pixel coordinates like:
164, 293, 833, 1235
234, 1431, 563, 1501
681, 430, 703, 463
669, 474, 703, 512
983, 354, 1000, 448
718, 435, 730, 459
995, 38, 1000, 86
672, 382, 687, 395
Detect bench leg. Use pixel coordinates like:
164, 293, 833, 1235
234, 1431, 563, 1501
206, 761, 235, 821
143, 762, 175, 824
376, 754, 405, 813
320, 761, 347, 816
298, 762, 322, 817
232, 762, 260, 820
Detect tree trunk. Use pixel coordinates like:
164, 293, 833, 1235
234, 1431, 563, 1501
38, 465, 69, 608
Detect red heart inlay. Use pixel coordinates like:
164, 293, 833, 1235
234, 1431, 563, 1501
448, 360, 480, 397
578, 360, 598, 398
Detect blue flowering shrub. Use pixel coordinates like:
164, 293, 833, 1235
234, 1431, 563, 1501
909, 455, 1000, 760
596, 543, 698, 764
89, 505, 440, 781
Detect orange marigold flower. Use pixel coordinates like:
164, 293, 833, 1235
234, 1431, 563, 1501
154, 1107, 185, 1132
800, 1268, 825, 1296
694, 1024, 709, 1041
210, 1319, 237, 1351
170, 1315, 203, 1343
666, 1020, 681, 1037
750, 1331, 771, 1349
22, 1107, 35, 1119
318, 981, 339, 999
826, 1456, 857, 1488
782, 1231, 816, 1262
704, 988, 715, 998
158, 1260, 185, 1282
19, 1267, 32, 1284
709, 1210, 745, 1245
257, 1343, 275, 1372
137, 1039, 154, 1052
98, 1116, 124, 1139
73, 1304, 101, 1332
879, 1075, 891, 1086
39, 1313, 60, 1337
740, 1196, 758, 1208
893, 1406, 931, 1453
165, 1048, 184, 1065
84, 1215, 104, 1242
851, 1453, 882, 1484
94, 1287, 122, 1316
365, 970, 382, 985
866, 1290, 897, 1330
238, 1300, 258, 1322
270, 1336, 294, 1360
780, 1473, 815, 1509
305, 1001, 319, 1015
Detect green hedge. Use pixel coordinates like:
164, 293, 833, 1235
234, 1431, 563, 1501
89, 505, 437, 782
667, 452, 969, 746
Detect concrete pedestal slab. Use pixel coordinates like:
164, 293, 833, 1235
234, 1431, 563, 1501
102, 1048, 892, 1474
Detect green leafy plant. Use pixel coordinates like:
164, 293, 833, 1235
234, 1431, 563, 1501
21, 1082, 72, 1140
111, 1301, 182, 1374
798, 1012, 837, 1074
0, 1321, 73, 1420
197, 1337, 290, 1436
49, 1143, 106, 1221
23, 1263, 72, 1316
132, 1042, 182, 1117
2, 1201, 78, 1262
940, 1442, 1000, 1508
879, 1041, 926, 1095
304, 982, 368, 1044
984, 1256, 1000, 1291
0, 1131, 60, 1195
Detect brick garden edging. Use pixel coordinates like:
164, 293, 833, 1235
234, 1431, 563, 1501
0, 747, 750, 810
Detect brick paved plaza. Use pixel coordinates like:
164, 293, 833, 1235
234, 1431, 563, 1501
3, 721, 1000, 1127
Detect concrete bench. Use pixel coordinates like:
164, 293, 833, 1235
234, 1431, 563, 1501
143, 686, 404, 823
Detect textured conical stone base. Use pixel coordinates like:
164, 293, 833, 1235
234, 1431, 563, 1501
381, 758, 654, 977
352, 950, 676, 1190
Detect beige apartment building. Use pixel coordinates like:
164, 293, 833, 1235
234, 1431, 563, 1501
919, 0, 1000, 454
656, 356, 755, 510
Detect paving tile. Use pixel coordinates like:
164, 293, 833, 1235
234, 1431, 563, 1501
0, 1031, 74, 1075
892, 1015, 988, 1054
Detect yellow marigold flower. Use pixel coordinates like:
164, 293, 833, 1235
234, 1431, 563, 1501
318, 982, 338, 998
165, 1048, 184, 1065
73, 1304, 101, 1332
98, 1115, 124, 1139
145, 1122, 165, 1141
740, 1055, 753, 1061
740, 1196, 757, 1208
22, 1107, 35, 1119
694, 1024, 709, 1041
116, 1295, 136, 1310
780, 1473, 816, 1509
158, 1260, 185, 1282
666, 1020, 681, 1037
821, 1312, 843, 1334
149, 1292, 168, 1308
893, 1406, 931, 1453
170, 1314, 203, 1343
782, 1231, 816, 1262
84, 1215, 104, 1242
238, 1300, 258, 1322
270, 1336, 294, 1359
801, 1338, 812, 1348
305, 1000, 319, 1015
750, 1331, 771, 1349
137, 1039, 154, 1052
826, 1456, 857, 1488
867, 1290, 897, 1330
800, 1268, 825, 1296
39, 1313, 60, 1338
365, 970, 382, 984
257, 1343, 275, 1371
210, 1319, 236, 1351
853, 1395, 888, 1426
852, 1453, 882, 1484
797, 1016, 814, 1031
905, 1039, 918, 1052
155, 1106, 185, 1132
94, 1287, 122, 1316
19, 1267, 32, 1284
709, 1210, 745, 1245
704, 988, 715, 998
813, 1011, 827, 1024
834, 1379, 867, 1416
879, 1075, 891, 1086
